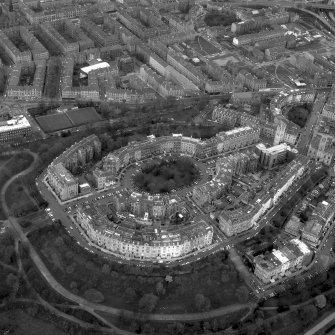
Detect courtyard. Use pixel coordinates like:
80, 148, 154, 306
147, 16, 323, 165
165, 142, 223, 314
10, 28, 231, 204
134, 157, 200, 194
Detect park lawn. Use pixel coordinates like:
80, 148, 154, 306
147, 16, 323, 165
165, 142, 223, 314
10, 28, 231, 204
0, 152, 34, 188
156, 262, 246, 312
36, 240, 160, 309
269, 311, 304, 335
0, 169, 12, 219
98, 307, 250, 334
0, 309, 66, 335
18, 210, 51, 234
168, 108, 200, 123
5, 180, 38, 217
0, 156, 10, 168
0, 14, 9, 26
204, 12, 237, 27
30, 226, 249, 313
287, 104, 312, 128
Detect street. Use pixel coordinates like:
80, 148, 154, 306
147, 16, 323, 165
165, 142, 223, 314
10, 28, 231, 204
35, 159, 318, 274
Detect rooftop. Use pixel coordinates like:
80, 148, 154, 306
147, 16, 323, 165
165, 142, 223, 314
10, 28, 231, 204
81, 62, 110, 75
0, 115, 31, 133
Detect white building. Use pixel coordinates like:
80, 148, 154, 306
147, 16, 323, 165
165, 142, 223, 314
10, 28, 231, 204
77, 204, 213, 261
254, 238, 313, 284
47, 163, 78, 201
0, 115, 32, 143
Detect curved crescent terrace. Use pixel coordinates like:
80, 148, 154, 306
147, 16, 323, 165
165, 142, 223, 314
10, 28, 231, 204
42, 127, 310, 263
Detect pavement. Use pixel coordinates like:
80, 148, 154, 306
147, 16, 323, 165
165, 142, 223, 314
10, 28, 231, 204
304, 312, 335, 335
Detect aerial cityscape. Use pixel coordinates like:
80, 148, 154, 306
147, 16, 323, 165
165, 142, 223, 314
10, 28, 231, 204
2, 0, 335, 334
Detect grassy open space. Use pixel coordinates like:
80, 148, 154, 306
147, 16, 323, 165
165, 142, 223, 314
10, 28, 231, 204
0, 156, 10, 168
36, 107, 101, 133
28, 224, 249, 314
5, 179, 38, 217
134, 158, 199, 194
97, 306, 250, 334
0, 68, 6, 95
0, 153, 35, 219
287, 104, 312, 128
0, 310, 66, 335
204, 12, 237, 27
0, 13, 9, 27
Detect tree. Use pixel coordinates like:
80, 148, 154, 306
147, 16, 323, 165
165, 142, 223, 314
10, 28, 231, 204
328, 292, 335, 306
26, 305, 38, 317
101, 263, 110, 274
195, 293, 211, 312
124, 287, 136, 301
66, 265, 75, 274
167, 322, 185, 335
3, 245, 15, 263
54, 236, 64, 247
236, 286, 249, 303
20, 220, 32, 228
210, 319, 219, 332
129, 320, 139, 333
221, 271, 229, 283
142, 323, 155, 335
138, 293, 159, 312
70, 281, 78, 290
156, 281, 166, 296
299, 304, 318, 326
6, 273, 17, 289
315, 295, 327, 309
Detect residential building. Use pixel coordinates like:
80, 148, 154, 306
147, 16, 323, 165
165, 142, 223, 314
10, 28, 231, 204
232, 27, 286, 46
50, 134, 101, 174
284, 215, 303, 237
219, 156, 309, 236
60, 56, 99, 100
0, 30, 31, 63
254, 238, 313, 284
77, 203, 213, 261
6, 60, 46, 99
0, 115, 32, 143
302, 199, 335, 247
307, 133, 334, 166
15, 26, 49, 60
18, 1, 95, 24
256, 143, 296, 170
47, 162, 78, 201
81, 18, 118, 47
39, 22, 79, 55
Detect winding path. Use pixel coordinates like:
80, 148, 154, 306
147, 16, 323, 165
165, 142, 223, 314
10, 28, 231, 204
8, 216, 253, 322
1, 150, 254, 328
0, 149, 39, 216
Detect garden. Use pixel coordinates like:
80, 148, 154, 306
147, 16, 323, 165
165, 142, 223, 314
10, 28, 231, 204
0, 152, 35, 219
134, 157, 200, 194
204, 12, 238, 27
28, 223, 251, 315
286, 103, 312, 128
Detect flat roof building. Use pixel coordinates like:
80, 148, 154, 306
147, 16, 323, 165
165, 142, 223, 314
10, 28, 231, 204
0, 115, 32, 144
47, 163, 78, 201
254, 238, 313, 284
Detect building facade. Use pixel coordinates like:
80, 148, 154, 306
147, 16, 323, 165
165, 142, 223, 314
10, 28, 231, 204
0, 115, 32, 143
77, 203, 213, 261
254, 238, 313, 284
